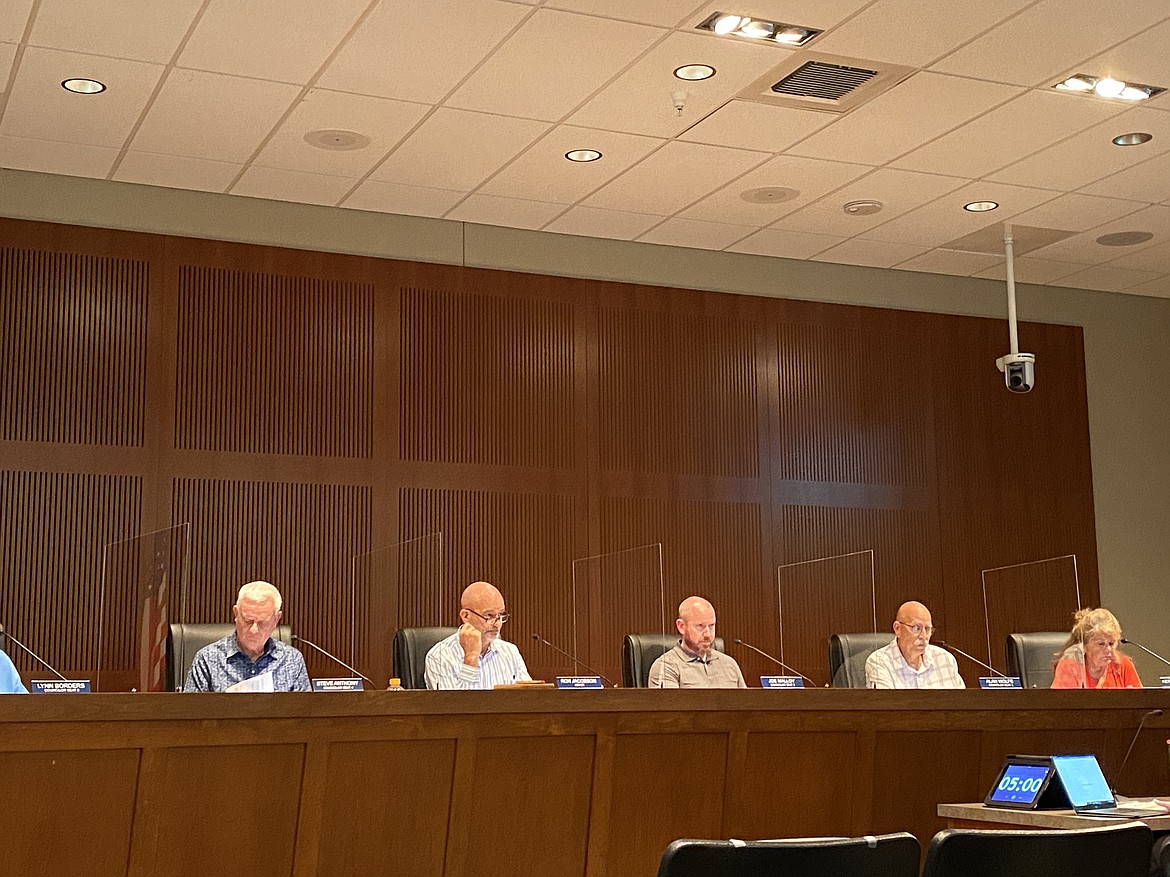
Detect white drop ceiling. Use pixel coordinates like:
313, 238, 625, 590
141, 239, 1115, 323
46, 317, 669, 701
2, 0, 1169, 297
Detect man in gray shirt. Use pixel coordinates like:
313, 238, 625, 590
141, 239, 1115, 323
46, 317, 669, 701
648, 595, 747, 689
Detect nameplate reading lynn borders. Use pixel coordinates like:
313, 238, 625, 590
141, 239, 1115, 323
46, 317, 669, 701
31, 680, 92, 694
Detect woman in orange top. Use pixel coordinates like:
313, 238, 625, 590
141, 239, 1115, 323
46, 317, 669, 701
1051, 607, 1142, 689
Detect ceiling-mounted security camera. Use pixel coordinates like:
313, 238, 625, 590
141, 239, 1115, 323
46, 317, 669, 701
996, 223, 1036, 394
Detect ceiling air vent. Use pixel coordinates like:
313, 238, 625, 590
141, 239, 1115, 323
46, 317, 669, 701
738, 53, 914, 114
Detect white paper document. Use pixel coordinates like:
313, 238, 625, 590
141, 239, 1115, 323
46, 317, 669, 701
225, 672, 275, 693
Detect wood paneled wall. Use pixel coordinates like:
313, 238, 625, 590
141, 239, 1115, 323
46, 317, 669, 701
0, 218, 1099, 686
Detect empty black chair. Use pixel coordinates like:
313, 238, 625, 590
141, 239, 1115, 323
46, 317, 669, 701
392, 626, 458, 689
167, 622, 293, 691
622, 633, 725, 688
658, 833, 920, 877
923, 823, 1153, 877
828, 632, 890, 688
1004, 631, 1067, 689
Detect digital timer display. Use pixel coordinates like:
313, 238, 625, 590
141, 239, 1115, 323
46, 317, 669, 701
986, 762, 1052, 806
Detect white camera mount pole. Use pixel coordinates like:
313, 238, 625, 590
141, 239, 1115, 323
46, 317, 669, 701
1004, 223, 1019, 356
995, 222, 1036, 389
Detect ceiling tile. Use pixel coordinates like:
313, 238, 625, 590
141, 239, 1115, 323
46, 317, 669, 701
113, 151, 241, 192
892, 90, 1125, 180
893, 248, 1003, 277
1006, 193, 1147, 233
987, 105, 1170, 192
0, 1, 33, 43
1058, 16, 1170, 88
974, 256, 1085, 284
342, 180, 465, 218
0, 47, 163, 147
1122, 276, 1170, 299
567, 31, 794, 138
930, 0, 1170, 87
787, 72, 1022, 166
690, 0, 876, 32
447, 193, 567, 229
369, 109, 551, 191
445, 9, 664, 122
1048, 263, 1163, 292
478, 126, 663, 203
178, 0, 370, 84
1078, 150, 1170, 204
726, 228, 844, 259
861, 181, 1058, 247
583, 140, 768, 215
772, 167, 966, 236
318, 0, 530, 104
636, 217, 755, 249
543, 205, 663, 239
1103, 239, 1170, 273
1030, 205, 1170, 264
813, 0, 1034, 67
0, 132, 117, 177
812, 237, 930, 268
677, 99, 835, 152
680, 154, 871, 225
30, 0, 202, 63
0, 42, 17, 89
130, 69, 301, 162
252, 89, 429, 178
231, 166, 355, 206
547, 0, 706, 27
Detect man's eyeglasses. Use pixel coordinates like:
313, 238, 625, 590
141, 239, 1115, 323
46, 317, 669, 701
465, 608, 510, 625
897, 621, 934, 636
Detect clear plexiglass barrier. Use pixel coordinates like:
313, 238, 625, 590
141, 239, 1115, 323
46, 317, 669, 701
982, 554, 1081, 673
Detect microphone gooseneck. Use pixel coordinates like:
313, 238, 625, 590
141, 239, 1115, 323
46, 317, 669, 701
1114, 708, 1165, 795
1120, 638, 1170, 668
0, 623, 68, 680
933, 640, 1007, 678
733, 638, 818, 686
530, 633, 617, 687
290, 634, 378, 690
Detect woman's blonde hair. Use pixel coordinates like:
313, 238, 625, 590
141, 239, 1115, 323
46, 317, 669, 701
1053, 607, 1123, 667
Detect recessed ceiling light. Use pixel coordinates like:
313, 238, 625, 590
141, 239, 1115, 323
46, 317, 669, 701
1054, 73, 1165, 102
674, 64, 715, 81
1112, 132, 1153, 146
61, 78, 105, 94
1096, 231, 1154, 247
964, 201, 999, 212
843, 199, 883, 216
565, 149, 601, 162
696, 11, 821, 46
303, 129, 371, 151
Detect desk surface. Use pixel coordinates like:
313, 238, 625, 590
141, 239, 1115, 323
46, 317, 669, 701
939, 802, 1170, 830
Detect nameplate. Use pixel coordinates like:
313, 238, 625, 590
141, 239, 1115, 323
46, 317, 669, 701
979, 676, 1022, 689
311, 677, 364, 692
1160, 676, 1170, 689
555, 676, 604, 689
31, 680, 92, 694
760, 675, 804, 688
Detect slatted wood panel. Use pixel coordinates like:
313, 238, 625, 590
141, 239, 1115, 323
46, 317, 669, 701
597, 305, 761, 477
0, 470, 141, 675
170, 478, 370, 673
174, 265, 374, 457
399, 285, 576, 467
0, 247, 147, 446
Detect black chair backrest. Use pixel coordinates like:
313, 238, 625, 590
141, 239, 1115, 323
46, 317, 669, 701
923, 823, 1153, 877
392, 627, 458, 689
622, 633, 725, 688
658, 833, 920, 877
1004, 632, 1067, 689
167, 622, 292, 692
829, 632, 891, 688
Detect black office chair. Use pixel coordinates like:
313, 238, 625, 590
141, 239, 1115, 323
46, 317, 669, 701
922, 823, 1153, 877
1004, 631, 1067, 689
621, 633, 726, 688
1152, 833, 1170, 877
828, 632, 890, 688
658, 833, 920, 877
167, 622, 292, 691
392, 626, 457, 689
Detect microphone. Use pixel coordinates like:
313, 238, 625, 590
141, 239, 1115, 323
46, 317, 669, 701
290, 634, 377, 690
733, 639, 818, 687
1121, 638, 1170, 668
1113, 708, 1164, 794
934, 640, 1008, 678
0, 623, 67, 681
530, 633, 617, 687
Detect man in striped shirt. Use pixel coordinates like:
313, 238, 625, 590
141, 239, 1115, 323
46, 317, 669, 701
424, 581, 531, 690
864, 600, 964, 689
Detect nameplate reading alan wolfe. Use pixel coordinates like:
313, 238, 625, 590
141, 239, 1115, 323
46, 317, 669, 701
555, 676, 604, 689
31, 680, 92, 694
310, 677, 364, 692
1160, 676, 1170, 689
760, 675, 804, 689
979, 676, 1023, 689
